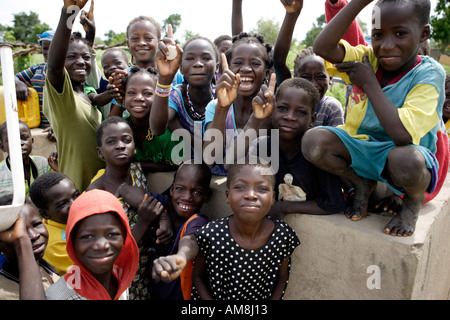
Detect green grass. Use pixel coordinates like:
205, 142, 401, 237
442, 63, 450, 74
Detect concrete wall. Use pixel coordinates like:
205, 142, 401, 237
16, 130, 450, 299
148, 169, 450, 300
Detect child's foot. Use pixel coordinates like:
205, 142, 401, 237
345, 179, 376, 221
383, 198, 421, 236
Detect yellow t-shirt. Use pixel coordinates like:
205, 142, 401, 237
42, 219, 73, 276
325, 40, 441, 146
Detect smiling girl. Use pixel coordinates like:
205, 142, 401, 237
123, 66, 179, 172
191, 162, 299, 300
203, 32, 273, 175
43, 0, 104, 192
150, 36, 219, 157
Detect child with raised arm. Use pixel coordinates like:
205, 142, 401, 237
273, 0, 344, 127
29, 172, 79, 276
122, 66, 179, 172
302, 0, 446, 236
203, 33, 273, 175
191, 162, 299, 300
0, 195, 59, 300
150, 35, 218, 158
43, 0, 104, 192
0, 120, 52, 196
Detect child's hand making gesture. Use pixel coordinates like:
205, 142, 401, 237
252, 73, 276, 120
156, 24, 183, 85
216, 53, 241, 109
79, 0, 95, 46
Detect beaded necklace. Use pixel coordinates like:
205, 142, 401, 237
186, 84, 215, 121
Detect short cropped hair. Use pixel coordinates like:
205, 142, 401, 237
226, 161, 275, 189
0, 120, 30, 144
96, 116, 132, 147
29, 171, 71, 210
276, 77, 320, 113
376, 0, 431, 25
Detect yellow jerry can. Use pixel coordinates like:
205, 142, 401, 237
0, 86, 41, 128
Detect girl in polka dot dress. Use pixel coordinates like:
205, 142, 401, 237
191, 162, 300, 300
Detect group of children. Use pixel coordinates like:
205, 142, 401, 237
0, 0, 448, 300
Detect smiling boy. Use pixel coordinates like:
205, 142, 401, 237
302, 0, 445, 236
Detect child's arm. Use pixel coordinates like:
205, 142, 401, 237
273, 0, 303, 86
231, 0, 243, 36
203, 53, 240, 166
152, 234, 198, 282
191, 250, 214, 300
0, 216, 46, 300
47, 0, 89, 93
335, 55, 413, 145
150, 25, 183, 136
313, 0, 372, 63
225, 73, 276, 169
88, 83, 121, 107
79, 0, 95, 47
269, 256, 290, 300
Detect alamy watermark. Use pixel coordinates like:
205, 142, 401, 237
66, 5, 81, 29
366, 265, 381, 290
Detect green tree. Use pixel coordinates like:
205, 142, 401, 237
250, 17, 280, 46
302, 14, 326, 48
182, 30, 200, 45
162, 14, 182, 36
104, 30, 126, 46
430, 0, 450, 55
12, 11, 50, 43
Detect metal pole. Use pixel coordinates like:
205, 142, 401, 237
0, 42, 25, 232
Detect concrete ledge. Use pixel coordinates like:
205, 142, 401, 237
148, 170, 450, 300
14, 130, 449, 299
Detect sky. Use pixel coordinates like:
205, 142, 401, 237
0, 0, 439, 44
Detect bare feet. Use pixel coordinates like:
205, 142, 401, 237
345, 178, 376, 221
383, 197, 422, 236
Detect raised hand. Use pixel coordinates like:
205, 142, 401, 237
109, 69, 128, 103
280, 0, 303, 13
156, 24, 183, 83
216, 53, 240, 108
64, 0, 89, 10
79, 0, 95, 34
252, 73, 276, 119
